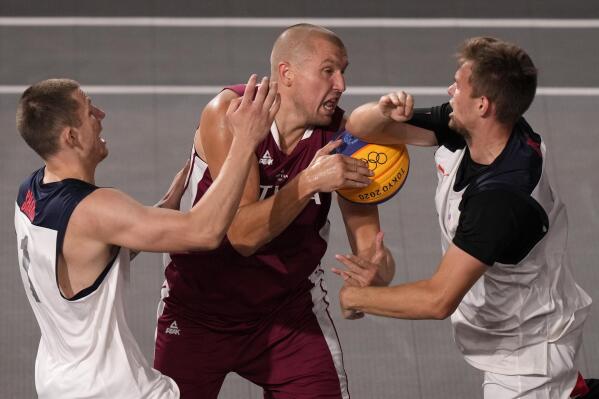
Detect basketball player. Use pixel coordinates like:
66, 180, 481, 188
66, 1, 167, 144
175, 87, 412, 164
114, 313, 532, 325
154, 24, 395, 398
14, 75, 278, 398
335, 37, 593, 398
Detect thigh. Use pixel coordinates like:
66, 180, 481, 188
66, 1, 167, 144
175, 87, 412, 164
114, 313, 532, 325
238, 293, 349, 399
154, 311, 231, 399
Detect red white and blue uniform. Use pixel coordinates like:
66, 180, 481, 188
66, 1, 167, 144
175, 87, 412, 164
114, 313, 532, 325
15, 168, 179, 398
154, 85, 350, 398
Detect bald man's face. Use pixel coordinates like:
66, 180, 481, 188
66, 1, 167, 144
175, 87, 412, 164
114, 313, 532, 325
287, 37, 348, 126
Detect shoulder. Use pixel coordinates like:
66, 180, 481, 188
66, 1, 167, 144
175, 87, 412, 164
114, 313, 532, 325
462, 189, 533, 218
195, 87, 243, 154
71, 188, 134, 222
203, 87, 241, 116
459, 189, 545, 239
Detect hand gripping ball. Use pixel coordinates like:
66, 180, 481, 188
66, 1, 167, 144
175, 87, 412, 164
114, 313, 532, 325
335, 131, 409, 205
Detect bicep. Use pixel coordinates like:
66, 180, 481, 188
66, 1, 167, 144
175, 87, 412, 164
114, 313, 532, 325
77, 189, 202, 253
429, 244, 487, 314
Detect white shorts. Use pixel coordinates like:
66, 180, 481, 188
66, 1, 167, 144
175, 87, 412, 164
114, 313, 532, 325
482, 326, 583, 399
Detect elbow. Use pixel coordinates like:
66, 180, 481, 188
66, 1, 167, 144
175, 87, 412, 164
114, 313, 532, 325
345, 118, 357, 134
429, 297, 458, 320
193, 233, 222, 251
227, 231, 260, 257
194, 225, 225, 251
233, 245, 257, 257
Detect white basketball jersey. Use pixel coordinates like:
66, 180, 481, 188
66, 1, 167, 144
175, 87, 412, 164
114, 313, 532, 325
15, 168, 179, 398
434, 125, 592, 375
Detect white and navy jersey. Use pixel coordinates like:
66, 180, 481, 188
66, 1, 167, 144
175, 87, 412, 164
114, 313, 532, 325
422, 105, 592, 375
15, 168, 179, 398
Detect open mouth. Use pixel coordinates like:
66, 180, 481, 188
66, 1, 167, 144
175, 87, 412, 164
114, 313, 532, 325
322, 98, 339, 113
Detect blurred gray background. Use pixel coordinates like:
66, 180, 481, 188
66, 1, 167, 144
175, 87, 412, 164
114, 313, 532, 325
1, 1, 598, 398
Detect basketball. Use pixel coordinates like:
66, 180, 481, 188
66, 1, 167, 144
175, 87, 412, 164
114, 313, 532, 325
335, 131, 409, 205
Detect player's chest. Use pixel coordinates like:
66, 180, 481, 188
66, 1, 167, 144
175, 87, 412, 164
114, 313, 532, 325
255, 140, 318, 199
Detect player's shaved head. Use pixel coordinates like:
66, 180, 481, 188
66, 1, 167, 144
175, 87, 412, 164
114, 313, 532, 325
270, 24, 346, 79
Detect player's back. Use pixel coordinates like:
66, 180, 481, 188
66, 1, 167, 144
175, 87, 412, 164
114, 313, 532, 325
15, 168, 179, 398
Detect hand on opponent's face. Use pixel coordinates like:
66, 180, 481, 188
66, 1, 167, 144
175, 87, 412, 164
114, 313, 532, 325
225, 74, 281, 147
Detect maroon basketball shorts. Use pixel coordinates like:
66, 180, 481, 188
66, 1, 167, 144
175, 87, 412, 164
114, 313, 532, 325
154, 293, 349, 398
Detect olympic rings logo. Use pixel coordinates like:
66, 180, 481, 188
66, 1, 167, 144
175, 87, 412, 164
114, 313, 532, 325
361, 151, 387, 171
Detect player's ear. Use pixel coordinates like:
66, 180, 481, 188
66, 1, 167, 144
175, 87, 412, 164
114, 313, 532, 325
478, 96, 491, 118
278, 62, 293, 87
62, 125, 81, 150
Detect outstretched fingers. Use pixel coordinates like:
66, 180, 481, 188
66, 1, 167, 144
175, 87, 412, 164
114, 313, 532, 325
226, 97, 243, 116
343, 157, 372, 186
241, 74, 258, 107
315, 139, 343, 158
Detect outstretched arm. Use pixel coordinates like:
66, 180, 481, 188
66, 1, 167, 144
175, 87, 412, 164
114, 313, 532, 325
346, 91, 437, 146
76, 75, 280, 253
338, 244, 486, 320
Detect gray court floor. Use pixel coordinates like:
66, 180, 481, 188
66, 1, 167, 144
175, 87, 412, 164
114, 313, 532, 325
1, 2, 599, 398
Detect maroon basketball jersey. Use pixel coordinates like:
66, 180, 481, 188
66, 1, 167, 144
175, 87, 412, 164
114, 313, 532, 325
163, 85, 344, 332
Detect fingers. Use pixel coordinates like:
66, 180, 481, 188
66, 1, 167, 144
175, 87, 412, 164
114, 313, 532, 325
267, 89, 280, 122
396, 91, 413, 119
254, 76, 269, 104
380, 90, 414, 121
332, 268, 361, 287
226, 97, 243, 116
344, 157, 372, 175
315, 139, 343, 158
334, 255, 376, 287
342, 157, 373, 186
241, 74, 258, 107
405, 93, 414, 118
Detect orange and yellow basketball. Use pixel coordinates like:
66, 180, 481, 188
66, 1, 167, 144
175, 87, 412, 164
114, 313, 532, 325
336, 131, 409, 205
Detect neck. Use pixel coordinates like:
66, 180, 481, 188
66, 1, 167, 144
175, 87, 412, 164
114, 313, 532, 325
44, 157, 96, 185
466, 120, 513, 165
274, 100, 311, 153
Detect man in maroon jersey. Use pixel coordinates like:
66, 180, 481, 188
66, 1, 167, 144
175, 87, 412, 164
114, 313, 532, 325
154, 24, 395, 399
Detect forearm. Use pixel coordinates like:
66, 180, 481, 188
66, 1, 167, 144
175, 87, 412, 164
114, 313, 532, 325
347, 102, 436, 146
346, 102, 394, 140
189, 138, 255, 245
341, 280, 447, 320
228, 171, 315, 255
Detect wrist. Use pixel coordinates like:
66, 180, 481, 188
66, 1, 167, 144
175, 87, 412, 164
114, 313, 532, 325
229, 137, 255, 160
297, 168, 318, 199
341, 285, 360, 311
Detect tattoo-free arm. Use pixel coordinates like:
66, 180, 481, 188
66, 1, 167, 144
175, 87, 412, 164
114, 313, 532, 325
340, 244, 486, 319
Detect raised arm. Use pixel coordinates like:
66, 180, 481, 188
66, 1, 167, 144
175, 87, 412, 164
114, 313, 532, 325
75, 75, 280, 253
198, 98, 373, 257
346, 91, 438, 146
